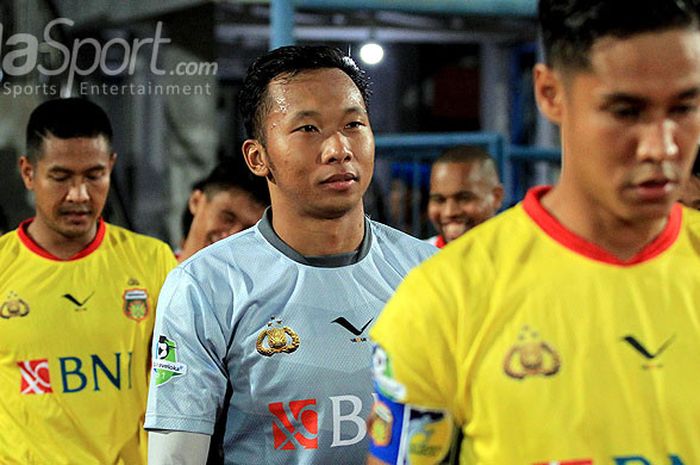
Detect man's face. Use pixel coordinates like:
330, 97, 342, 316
428, 161, 502, 242
680, 174, 700, 210
19, 135, 114, 241
250, 68, 374, 219
541, 28, 700, 223
188, 187, 266, 248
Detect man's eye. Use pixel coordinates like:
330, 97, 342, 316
670, 104, 698, 116
50, 176, 69, 182
295, 125, 318, 133
346, 121, 365, 129
611, 107, 641, 120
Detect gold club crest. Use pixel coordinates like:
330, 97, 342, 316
0, 292, 30, 319
256, 317, 300, 356
504, 325, 561, 380
123, 288, 150, 322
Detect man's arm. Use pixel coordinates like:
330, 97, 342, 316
148, 431, 211, 465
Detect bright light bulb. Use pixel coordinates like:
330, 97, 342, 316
359, 42, 384, 65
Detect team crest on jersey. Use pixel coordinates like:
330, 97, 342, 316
256, 317, 300, 356
122, 288, 149, 322
1, 292, 30, 319
154, 335, 187, 386
504, 325, 561, 380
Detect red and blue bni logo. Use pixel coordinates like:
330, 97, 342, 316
268, 399, 318, 450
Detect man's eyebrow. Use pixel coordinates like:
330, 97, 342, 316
289, 107, 367, 121
676, 87, 700, 100
601, 87, 700, 104
600, 93, 646, 105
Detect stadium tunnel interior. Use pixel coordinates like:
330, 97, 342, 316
0, 0, 561, 244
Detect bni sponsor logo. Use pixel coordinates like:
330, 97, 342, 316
268, 395, 370, 451
18, 359, 53, 394
269, 399, 319, 450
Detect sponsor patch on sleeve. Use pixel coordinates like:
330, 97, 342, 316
368, 389, 453, 465
372, 345, 407, 401
153, 335, 187, 386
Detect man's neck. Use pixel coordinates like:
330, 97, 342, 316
26, 218, 98, 260
541, 185, 669, 262
271, 203, 366, 257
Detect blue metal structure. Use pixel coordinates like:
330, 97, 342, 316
269, 0, 538, 49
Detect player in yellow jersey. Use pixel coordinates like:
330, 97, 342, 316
368, 1, 700, 464
0, 98, 176, 465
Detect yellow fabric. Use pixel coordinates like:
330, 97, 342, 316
371, 203, 700, 465
0, 223, 176, 465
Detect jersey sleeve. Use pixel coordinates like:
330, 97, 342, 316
370, 241, 492, 426
145, 266, 230, 435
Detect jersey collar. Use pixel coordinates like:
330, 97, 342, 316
18, 217, 106, 261
522, 185, 682, 266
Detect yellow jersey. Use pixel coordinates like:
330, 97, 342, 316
0, 219, 176, 465
370, 186, 700, 465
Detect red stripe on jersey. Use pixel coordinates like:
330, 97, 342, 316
523, 185, 681, 266
18, 217, 106, 261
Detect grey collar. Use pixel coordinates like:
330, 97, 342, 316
258, 208, 372, 268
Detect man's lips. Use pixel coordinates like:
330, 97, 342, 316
321, 172, 357, 183
320, 172, 358, 190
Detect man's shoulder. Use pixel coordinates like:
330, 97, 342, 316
104, 223, 173, 256
179, 226, 267, 269
369, 220, 438, 259
0, 228, 21, 257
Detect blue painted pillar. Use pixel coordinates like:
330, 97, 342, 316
270, 0, 295, 50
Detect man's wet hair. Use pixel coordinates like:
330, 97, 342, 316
539, 0, 700, 71
26, 98, 113, 162
239, 45, 371, 144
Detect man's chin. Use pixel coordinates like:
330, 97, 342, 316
442, 225, 468, 242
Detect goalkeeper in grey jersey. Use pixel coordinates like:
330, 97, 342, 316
145, 45, 436, 465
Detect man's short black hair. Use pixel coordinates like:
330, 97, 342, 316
181, 157, 270, 238
25, 98, 113, 162
239, 45, 371, 143
434, 145, 496, 171
539, 0, 700, 71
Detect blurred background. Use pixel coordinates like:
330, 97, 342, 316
0, 0, 562, 246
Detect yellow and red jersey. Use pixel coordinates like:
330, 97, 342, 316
0, 219, 176, 465
371, 187, 700, 465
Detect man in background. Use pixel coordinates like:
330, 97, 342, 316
0, 98, 176, 464
426, 145, 503, 248
178, 158, 269, 262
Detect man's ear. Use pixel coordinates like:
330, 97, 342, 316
108, 152, 117, 172
18, 156, 35, 190
188, 189, 205, 216
242, 139, 273, 182
491, 184, 505, 211
533, 63, 565, 125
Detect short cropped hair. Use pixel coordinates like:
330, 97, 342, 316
435, 145, 496, 169
26, 98, 113, 162
181, 158, 270, 237
539, 0, 700, 71
239, 45, 371, 143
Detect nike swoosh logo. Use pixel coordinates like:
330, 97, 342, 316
62, 292, 94, 307
331, 317, 373, 336
622, 335, 675, 360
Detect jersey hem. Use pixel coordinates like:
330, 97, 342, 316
144, 415, 215, 436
